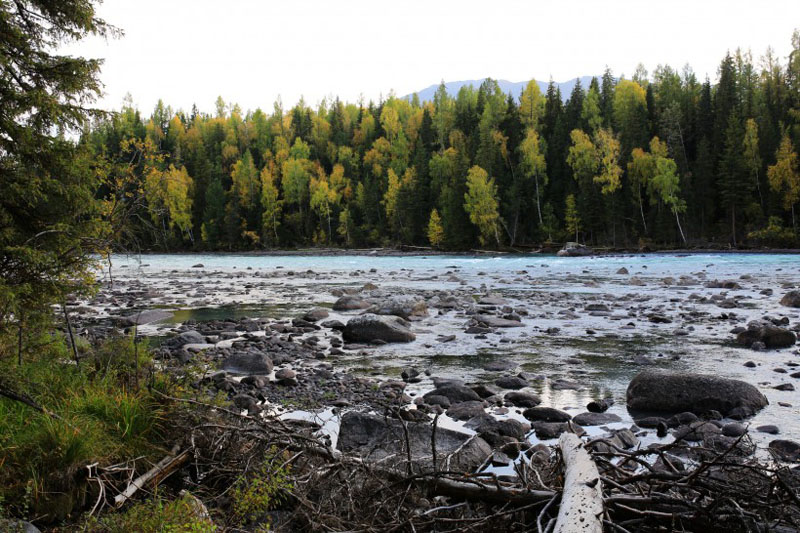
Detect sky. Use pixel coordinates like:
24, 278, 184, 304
66, 0, 800, 115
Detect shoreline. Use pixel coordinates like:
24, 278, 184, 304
109, 246, 800, 258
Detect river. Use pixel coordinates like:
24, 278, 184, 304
92, 252, 800, 452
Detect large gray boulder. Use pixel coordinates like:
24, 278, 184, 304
556, 242, 593, 257
370, 295, 428, 319
424, 385, 481, 404
343, 314, 415, 343
337, 411, 491, 473
476, 314, 523, 328
736, 320, 796, 349
332, 295, 371, 311
222, 351, 273, 375
626, 370, 768, 417
166, 329, 206, 347
780, 290, 800, 308
0, 521, 41, 533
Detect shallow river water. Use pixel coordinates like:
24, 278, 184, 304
96, 252, 800, 453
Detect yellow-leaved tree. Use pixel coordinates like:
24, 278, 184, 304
463, 165, 501, 246
767, 133, 800, 230
427, 209, 444, 248
260, 158, 282, 246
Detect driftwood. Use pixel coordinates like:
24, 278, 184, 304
113, 448, 190, 507
554, 432, 603, 533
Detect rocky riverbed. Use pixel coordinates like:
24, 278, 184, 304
72, 252, 800, 469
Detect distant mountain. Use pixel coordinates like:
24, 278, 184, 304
405, 76, 598, 103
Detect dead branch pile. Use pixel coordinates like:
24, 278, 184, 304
86, 398, 800, 532
592, 434, 800, 532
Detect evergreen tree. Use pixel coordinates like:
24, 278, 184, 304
718, 112, 750, 245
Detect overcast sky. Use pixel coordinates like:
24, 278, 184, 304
67, 0, 800, 115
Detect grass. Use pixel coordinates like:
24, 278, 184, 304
0, 330, 166, 522
83, 492, 217, 533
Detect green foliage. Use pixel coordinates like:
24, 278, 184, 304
85, 493, 217, 533
565, 194, 581, 241
67, 26, 800, 250
230, 450, 293, 527
463, 166, 501, 246
0, 333, 163, 519
748, 216, 797, 246
1, 0, 114, 331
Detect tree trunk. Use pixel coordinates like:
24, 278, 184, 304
63, 303, 79, 368
17, 318, 23, 366
675, 210, 687, 245
638, 186, 647, 234
554, 432, 603, 533
755, 169, 764, 210
535, 176, 543, 226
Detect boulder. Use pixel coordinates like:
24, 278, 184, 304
626, 370, 768, 417
556, 242, 593, 257
504, 391, 541, 408
302, 308, 330, 322
721, 422, 747, 437
495, 376, 527, 390
780, 290, 800, 308
321, 319, 345, 330
769, 439, 800, 462
523, 407, 572, 423
476, 314, 523, 328
343, 314, 415, 343
423, 395, 451, 408
370, 296, 428, 319
572, 412, 622, 426
0, 520, 41, 533
332, 295, 371, 311
446, 401, 486, 421
424, 385, 481, 404
337, 411, 491, 472
468, 417, 528, 445
478, 296, 509, 306
222, 352, 273, 375
532, 422, 584, 440
166, 330, 206, 347
736, 320, 796, 349
587, 398, 614, 413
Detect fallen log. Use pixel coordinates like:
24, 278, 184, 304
554, 432, 603, 533
428, 476, 554, 504
113, 448, 190, 507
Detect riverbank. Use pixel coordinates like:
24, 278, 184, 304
108, 245, 800, 258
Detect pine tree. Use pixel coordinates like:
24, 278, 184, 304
718, 112, 750, 245
1, 0, 114, 327
201, 177, 226, 248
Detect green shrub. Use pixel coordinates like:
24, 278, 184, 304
748, 216, 797, 247
230, 449, 293, 526
85, 492, 217, 533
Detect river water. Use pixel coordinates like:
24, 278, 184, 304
98, 252, 800, 451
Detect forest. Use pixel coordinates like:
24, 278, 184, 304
84, 38, 800, 252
